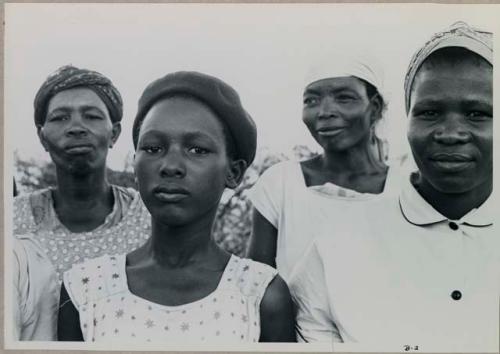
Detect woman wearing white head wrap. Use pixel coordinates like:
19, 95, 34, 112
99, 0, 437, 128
247, 50, 401, 284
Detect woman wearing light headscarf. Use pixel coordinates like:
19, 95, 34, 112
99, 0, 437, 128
290, 22, 497, 351
247, 51, 400, 282
13, 65, 150, 340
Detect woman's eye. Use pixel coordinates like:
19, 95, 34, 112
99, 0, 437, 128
303, 97, 319, 106
336, 95, 356, 103
188, 147, 209, 155
85, 114, 103, 120
48, 115, 68, 122
417, 110, 439, 119
467, 111, 491, 121
142, 146, 163, 154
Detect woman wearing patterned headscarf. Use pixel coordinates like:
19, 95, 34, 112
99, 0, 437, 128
247, 50, 401, 284
13, 65, 150, 340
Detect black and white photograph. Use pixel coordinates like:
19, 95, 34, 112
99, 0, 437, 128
3, 3, 499, 353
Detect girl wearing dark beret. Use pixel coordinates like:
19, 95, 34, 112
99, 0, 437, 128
13, 65, 151, 340
58, 71, 295, 344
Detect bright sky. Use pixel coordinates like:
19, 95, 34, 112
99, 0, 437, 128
5, 3, 498, 170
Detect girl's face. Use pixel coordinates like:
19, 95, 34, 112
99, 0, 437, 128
302, 77, 376, 152
38, 88, 120, 175
134, 96, 233, 227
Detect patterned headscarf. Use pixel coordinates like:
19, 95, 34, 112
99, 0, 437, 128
34, 65, 123, 126
404, 21, 493, 113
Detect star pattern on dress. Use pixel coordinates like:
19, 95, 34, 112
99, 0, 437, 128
181, 323, 189, 332
115, 309, 124, 318
214, 311, 221, 319
112, 273, 120, 279
241, 315, 248, 323
82, 277, 90, 284
145, 319, 155, 328
243, 265, 250, 271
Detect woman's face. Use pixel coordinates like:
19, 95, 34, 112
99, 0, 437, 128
302, 77, 375, 152
407, 59, 493, 195
134, 96, 232, 227
38, 87, 120, 175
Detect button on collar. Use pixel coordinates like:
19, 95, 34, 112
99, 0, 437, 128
448, 221, 459, 230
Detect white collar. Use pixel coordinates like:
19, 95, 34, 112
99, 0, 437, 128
399, 174, 493, 227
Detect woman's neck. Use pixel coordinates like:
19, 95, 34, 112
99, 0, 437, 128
143, 212, 221, 268
54, 166, 110, 202
415, 175, 492, 220
322, 140, 386, 175
52, 166, 114, 232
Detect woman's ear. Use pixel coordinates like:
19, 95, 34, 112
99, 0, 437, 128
36, 124, 49, 152
369, 93, 383, 125
225, 159, 247, 189
132, 153, 139, 186
109, 122, 122, 148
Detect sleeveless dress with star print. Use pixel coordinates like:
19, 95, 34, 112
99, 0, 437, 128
63, 254, 278, 343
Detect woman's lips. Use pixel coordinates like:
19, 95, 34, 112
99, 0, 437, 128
429, 153, 474, 172
153, 186, 190, 203
154, 192, 189, 202
65, 145, 93, 154
317, 127, 345, 137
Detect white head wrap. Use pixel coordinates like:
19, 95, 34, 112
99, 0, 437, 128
304, 50, 386, 101
404, 21, 493, 113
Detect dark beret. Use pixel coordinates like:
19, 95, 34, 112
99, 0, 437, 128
133, 71, 257, 166
34, 65, 123, 126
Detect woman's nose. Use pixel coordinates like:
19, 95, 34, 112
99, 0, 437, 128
433, 114, 471, 145
318, 97, 339, 119
65, 114, 89, 137
159, 149, 186, 178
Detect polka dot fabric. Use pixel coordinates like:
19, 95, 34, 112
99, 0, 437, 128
13, 186, 151, 282
63, 254, 277, 344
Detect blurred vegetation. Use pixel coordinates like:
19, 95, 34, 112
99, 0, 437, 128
14, 146, 317, 257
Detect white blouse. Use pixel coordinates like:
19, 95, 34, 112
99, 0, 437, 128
249, 160, 401, 282
290, 177, 499, 352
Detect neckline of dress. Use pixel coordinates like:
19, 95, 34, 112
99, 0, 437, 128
120, 253, 237, 311
295, 161, 392, 199
45, 185, 124, 236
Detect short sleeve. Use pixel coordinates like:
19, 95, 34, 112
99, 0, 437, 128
236, 258, 278, 303
248, 162, 288, 228
289, 242, 343, 343
13, 236, 58, 341
63, 257, 105, 310
63, 255, 125, 310
13, 238, 27, 340
13, 194, 34, 234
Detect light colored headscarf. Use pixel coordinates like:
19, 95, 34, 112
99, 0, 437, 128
404, 21, 493, 113
304, 50, 385, 100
